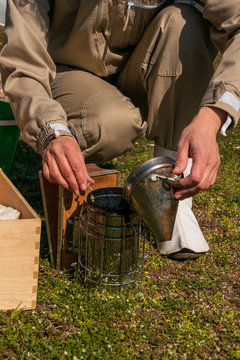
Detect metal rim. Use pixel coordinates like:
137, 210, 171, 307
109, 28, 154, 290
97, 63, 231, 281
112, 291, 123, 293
87, 186, 134, 214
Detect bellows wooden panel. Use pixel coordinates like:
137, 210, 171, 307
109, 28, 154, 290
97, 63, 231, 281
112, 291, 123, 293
39, 164, 119, 270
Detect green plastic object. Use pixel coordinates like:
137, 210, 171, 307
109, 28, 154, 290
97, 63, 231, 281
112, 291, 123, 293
0, 101, 20, 178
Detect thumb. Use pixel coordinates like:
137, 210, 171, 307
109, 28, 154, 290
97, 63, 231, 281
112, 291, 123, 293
172, 143, 189, 175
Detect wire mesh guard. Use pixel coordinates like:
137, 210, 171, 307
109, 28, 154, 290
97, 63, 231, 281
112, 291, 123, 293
78, 187, 150, 288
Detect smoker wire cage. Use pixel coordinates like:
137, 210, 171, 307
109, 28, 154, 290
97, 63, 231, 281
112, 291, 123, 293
78, 187, 150, 288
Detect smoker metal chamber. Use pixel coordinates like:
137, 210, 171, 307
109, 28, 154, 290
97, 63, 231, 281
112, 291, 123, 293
78, 187, 149, 287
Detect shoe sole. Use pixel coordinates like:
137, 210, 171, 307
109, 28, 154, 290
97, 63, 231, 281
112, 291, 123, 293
167, 252, 206, 261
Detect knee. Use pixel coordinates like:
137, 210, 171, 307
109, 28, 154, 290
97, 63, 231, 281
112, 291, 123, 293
160, 5, 212, 56
147, 4, 214, 79
159, 5, 186, 32
81, 92, 146, 162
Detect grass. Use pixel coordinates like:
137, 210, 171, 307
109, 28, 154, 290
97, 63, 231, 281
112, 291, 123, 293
0, 126, 239, 360
0, 24, 239, 360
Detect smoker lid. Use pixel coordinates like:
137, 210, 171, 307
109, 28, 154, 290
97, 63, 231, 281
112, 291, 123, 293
123, 156, 175, 202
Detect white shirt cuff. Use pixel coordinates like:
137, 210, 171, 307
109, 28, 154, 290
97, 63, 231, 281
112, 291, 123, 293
220, 115, 232, 136
218, 91, 239, 136
49, 123, 73, 138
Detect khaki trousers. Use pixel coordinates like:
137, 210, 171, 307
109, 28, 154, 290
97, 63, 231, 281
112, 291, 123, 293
51, 4, 217, 163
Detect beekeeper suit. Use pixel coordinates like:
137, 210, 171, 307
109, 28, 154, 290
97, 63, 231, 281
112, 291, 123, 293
1, 0, 239, 259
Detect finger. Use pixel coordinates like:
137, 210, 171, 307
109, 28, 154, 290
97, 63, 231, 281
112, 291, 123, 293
172, 140, 189, 175
47, 144, 82, 194
174, 161, 218, 199
174, 148, 208, 190
42, 161, 50, 180
174, 167, 211, 199
202, 162, 218, 190
57, 157, 85, 195
66, 150, 94, 192
205, 173, 217, 190
43, 155, 70, 190
190, 151, 219, 190
174, 174, 212, 199
174, 186, 200, 200
45, 137, 94, 193
76, 156, 95, 187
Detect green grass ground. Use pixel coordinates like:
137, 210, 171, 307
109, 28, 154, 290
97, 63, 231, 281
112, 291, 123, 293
0, 126, 239, 360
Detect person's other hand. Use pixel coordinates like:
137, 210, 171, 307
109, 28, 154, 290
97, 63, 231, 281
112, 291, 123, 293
172, 106, 227, 200
42, 135, 94, 195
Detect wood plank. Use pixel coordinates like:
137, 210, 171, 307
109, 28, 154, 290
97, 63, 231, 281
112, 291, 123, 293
0, 170, 41, 310
0, 219, 40, 310
0, 168, 38, 219
39, 171, 59, 267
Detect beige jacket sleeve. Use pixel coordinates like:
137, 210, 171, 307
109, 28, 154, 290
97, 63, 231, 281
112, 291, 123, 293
0, 0, 72, 154
200, 0, 240, 128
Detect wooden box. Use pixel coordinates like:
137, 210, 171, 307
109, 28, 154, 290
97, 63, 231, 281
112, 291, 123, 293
0, 169, 41, 310
39, 165, 119, 270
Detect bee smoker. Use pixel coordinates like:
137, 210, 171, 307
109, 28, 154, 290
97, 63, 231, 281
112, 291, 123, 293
77, 156, 179, 287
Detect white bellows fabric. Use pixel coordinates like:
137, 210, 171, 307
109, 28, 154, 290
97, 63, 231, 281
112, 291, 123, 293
0, 204, 20, 220
154, 145, 209, 254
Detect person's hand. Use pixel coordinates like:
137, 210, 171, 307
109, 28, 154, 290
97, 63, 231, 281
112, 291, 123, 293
42, 135, 94, 195
172, 106, 227, 200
